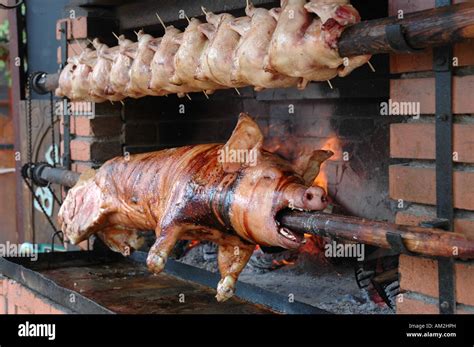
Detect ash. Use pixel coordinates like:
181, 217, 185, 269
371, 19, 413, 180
178, 241, 394, 314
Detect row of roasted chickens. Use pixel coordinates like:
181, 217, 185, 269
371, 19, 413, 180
56, 0, 371, 102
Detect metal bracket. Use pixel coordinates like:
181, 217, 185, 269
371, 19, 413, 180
386, 231, 416, 256
385, 24, 423, 53
59, 21, 72, 171
434, 0, 455, 315
420, 218, 450, 230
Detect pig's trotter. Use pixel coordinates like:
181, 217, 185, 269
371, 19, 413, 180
216, 242, 255, 302
146, 225, 183, 274
216, 276, 236, 302
146, 250, 168, 274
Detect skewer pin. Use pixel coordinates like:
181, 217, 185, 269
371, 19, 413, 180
184, 13, 191, 24
112, 32, 120, 41
73, 39, 86, 54
367, 60, 376, 73
87, 38, 94, 45
68, 43, 81, 56
203, 91, 210, 99
120, 100, 125, 106
326, 80, 333, 89
186, 94, 192, 101
234, 88, 241, 96
156, 13, 167, 31
134, 30, 140, 38
201, 6, 209, 16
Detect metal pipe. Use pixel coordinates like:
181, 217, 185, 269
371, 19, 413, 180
339, 2, 474, 56
30, 165, 474, 259
23, 163, 80, 188
280, 210, 474, 259
30, 71, 59, 95
39, 166, 81, 188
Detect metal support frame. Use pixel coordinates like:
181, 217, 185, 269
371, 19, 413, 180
385, 24, 424, 53
59, 21, 71, 170
434, 0, 455, 315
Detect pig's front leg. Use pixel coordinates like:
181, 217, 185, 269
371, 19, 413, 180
216, 241, 255, 302
147, 224, 184, 274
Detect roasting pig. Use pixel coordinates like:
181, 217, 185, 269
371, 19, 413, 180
58, 114, 332, 302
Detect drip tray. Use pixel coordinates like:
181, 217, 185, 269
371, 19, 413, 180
0, 250, 327, 314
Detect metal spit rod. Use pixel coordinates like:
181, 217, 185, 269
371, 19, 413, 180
27, 165, 474, 260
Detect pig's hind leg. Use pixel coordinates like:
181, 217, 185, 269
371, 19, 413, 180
216, 240, 255, 302
97, 227, 144, 256
147, 224, 185, 274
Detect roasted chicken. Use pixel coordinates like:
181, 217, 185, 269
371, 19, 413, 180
56, 0, 370, 102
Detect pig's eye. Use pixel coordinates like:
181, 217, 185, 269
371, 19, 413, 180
263, 168, 280, 180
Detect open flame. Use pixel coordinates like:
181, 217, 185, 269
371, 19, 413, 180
313, 136, 342, 193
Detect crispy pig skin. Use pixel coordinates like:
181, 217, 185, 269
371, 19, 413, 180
58, 114, 331, 301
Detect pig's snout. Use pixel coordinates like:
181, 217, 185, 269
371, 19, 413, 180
302, 186, 328, 211
283, 184, 328, 212
303, 187, 328, 211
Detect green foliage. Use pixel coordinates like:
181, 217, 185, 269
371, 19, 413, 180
0, 19, 10, 86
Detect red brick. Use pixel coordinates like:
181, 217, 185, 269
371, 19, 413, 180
70, 138, 92, 161
0, 113, 14, 142
389, 165, 474, 211
71, 162, 93, 174
391, 42, 474, 74
0, 295, 5, 314
67, 41, 88, 59
0, 149, 15, 168
390, 75, 474, 114
1, 279, 68, 314
72, 138, 122, 163
399, 255, 439, 297
396, 210, 474, 240
56, 17, 88, 40
56, 18, 72, 41
400, 255, 474, 307
64, 115, 122, 137
391, 123, 474, 163
397, 295, 439, 314
456, 262, 474, 306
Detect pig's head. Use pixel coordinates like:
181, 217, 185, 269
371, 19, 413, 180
223, 113, 333, 249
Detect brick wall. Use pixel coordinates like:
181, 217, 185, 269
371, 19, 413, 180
57, 14, 123, 173
61, 103, 124, 173
0, 276, 70, 314
389, 0, 474, 314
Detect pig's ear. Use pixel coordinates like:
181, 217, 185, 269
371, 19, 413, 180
222, 113, 263, 173
303, 150, 333, 186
